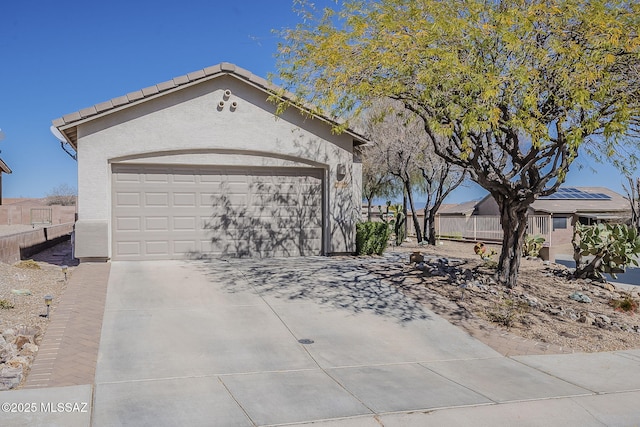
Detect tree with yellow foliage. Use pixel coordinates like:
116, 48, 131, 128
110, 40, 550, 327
275, 0, 640, 288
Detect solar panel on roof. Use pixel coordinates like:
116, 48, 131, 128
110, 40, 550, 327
539, 188, 611, 200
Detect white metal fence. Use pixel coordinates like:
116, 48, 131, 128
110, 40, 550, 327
436, 215, 551, 243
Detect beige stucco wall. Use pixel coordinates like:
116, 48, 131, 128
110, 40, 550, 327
73, 75, 358, 259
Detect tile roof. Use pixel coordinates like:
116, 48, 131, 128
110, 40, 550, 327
52, 63, 367, 150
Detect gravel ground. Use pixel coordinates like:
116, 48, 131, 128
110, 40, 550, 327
0, 240, 75, 333
0, 240, 76, 389
384, 240, 640, 353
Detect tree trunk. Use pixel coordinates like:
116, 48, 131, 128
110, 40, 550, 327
422, 194, 432, 245
366, 197, 373, 222
404, 181, 423, 243
426, 209, 438, 245
574, 256, 604, 279
636, 177, 640, 232
401, 192, 408, 243
496, 201, 529, 288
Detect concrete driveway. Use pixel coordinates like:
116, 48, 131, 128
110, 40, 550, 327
93, 255, 498, 425
86, 253, 640, 426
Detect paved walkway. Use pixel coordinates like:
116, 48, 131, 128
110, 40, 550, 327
23, 263, 110, 388
2, 254, 640, 426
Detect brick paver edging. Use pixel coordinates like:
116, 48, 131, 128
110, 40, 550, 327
23, 263, 111, 389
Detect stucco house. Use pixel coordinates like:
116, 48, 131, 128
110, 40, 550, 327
437, 187, 631, 260
52, 63, 365, 261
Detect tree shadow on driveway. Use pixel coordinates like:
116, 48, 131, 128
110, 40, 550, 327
190, 252, 433, 324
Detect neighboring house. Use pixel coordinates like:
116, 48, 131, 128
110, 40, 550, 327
0, 158, 11, 205
436, 187, 631, 261
52, 63, 365, 261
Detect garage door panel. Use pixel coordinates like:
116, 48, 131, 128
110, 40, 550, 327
174, 240, 198, 254
200, 193, 216, 205
116, 192, 141, 207
173, 192, 197, 206
200, 174, 223, 183
172, 170, 197, 183
114, 172, 142, 183
113, 165, 323, 260
145, 193, 169, 207
116, 241, 141, 256
144, 168, 170, 180
145, 217, 169, 231
145, 241, 169, 255
173, 217, 197, 230
115, 217, 141, 231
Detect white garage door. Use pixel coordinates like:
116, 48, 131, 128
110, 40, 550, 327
111, 164, 324, 260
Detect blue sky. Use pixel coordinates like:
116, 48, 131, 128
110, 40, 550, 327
0, 0, 634, 202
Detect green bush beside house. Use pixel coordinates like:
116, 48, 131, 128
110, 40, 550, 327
356, 222, 390, 255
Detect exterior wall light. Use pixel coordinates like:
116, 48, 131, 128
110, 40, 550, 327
336, 163, 347, 181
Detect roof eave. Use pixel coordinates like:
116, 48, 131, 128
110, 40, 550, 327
52, 63, 369, 148
0, 158, 11, 174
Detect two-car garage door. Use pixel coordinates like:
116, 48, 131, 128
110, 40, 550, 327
111, 164, 324, 260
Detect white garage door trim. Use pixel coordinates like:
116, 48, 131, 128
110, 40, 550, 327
111, 164, 324, 260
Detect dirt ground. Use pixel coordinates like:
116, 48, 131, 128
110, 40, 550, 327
379, 240, 640, 353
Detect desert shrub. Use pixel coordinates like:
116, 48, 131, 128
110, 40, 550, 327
485, 298, 529, 328
16, 260, 40, 270
356, 222, 390, 255
609, 294, 639, 314
0, 299, 14, 309
474, 242, 497, 260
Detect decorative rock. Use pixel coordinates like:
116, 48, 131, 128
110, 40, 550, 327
569, 292, 592, 303
578, 315, 594, 325
0, 343, 17, 363
19, 343, 38, 358
7, 356, 31, 370
596, 314, 611, 324
0, 365, 22, 390
14, 335, 30, 350
410, 252, 424, 263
